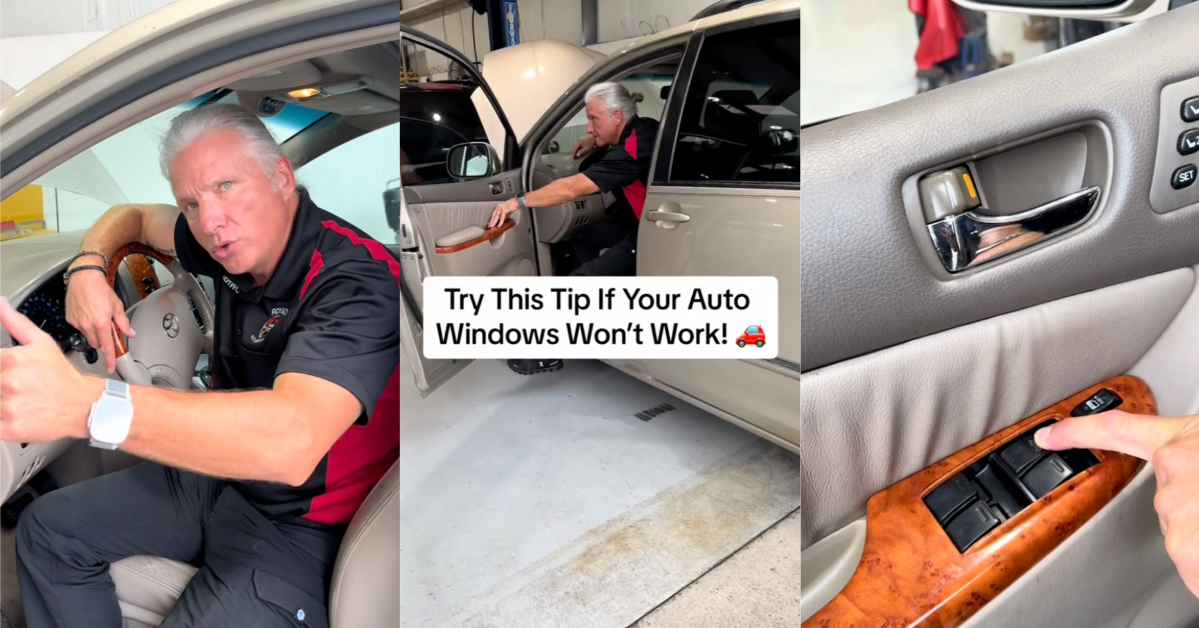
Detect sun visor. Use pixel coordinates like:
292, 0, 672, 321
225, 61, 323, 92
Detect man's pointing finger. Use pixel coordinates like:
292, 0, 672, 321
1034, 410, 1182, 462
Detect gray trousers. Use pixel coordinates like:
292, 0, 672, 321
16, 462, 341, 628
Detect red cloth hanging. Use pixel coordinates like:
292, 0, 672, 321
910, 0, 965, 70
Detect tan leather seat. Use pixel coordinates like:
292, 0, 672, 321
111, 460, 398, 627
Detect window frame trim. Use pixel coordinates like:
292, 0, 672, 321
654, 10, 800, 189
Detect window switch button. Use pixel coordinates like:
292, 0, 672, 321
1071, 388, 1123, 417
1023, 453, 1075, 498
1000, 436, 1047, 476
924, 473, 977, 524
944, 501, 1001, 552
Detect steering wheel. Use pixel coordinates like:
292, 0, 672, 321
105, 243, 216, 390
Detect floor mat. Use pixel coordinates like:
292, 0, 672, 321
400, 356, 802, 627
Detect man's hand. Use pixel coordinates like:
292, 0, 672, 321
572, 135, 597, 159
64, 269, 135, 374
1035, 411, 1199, 597
489, 198, 520, 229
0, 298, 98, 444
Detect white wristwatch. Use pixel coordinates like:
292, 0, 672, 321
88, 379, 133, 450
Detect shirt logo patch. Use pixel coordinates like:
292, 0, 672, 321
251, 315, 283, 343
223, 276, 240, 293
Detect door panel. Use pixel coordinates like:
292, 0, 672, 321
399, 25, 527, 395
801, 4, 1199, 625
1130, 266, 1199, 417
637, 188, 801, 449
800, 268, 1194, 548
800, 5, 1199, 371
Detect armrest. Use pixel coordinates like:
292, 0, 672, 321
435, 226, 485, 248
435, 220, 516, 254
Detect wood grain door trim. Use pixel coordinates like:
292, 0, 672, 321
804, 375, 1151, 628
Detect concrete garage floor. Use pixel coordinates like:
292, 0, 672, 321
400, 354, 802, 627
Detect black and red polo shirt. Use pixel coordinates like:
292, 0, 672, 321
581, 115, 660, 225
174, 189, 399, 526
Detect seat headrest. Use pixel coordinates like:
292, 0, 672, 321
705, 89, 763, 142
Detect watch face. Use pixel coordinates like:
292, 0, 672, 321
91, 396, 134, 444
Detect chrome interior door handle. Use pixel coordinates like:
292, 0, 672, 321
928, 186, 1101, 272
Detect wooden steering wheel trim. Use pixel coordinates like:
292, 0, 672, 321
105, 243, 176, 358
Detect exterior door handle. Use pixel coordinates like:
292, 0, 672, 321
927, 186, 1100, 272
646, 202, 690, 229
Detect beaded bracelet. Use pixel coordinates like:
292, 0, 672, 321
62, 264, 106, 286
70, 249, 110, 269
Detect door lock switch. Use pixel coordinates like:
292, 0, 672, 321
1070, 388, 1123, 417
919, 166, 981, 222
944, 501, 1001, 552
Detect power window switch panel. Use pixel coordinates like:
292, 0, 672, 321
924, 473, 978, 524
1071, 388, 1123, 417
1023, 453, 1075, 498
945, 500, 1001, 552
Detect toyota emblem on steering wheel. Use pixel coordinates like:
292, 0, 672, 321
163, 313, 180, 338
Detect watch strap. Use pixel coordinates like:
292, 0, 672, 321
105, 378, 131, 400
516, 195, 527, 211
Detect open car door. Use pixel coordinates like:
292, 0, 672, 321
801, 3, 1199, 627
398, 26, 535, 396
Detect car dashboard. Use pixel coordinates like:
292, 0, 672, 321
0, 233, 123, 504
16, 278, 92, 355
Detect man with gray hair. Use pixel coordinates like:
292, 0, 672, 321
0, 104, 399, 627
489, 82, 660, 375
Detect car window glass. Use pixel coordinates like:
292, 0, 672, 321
400, 83, 491, 185
298, 122, 399, 243
4, 93, 326, 242
669, 21, 799, 185
540, 69, 676, 173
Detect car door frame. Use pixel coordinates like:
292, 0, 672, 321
637, 10, 802, 452
398, 25, 529, 396
1, 1, 401, 191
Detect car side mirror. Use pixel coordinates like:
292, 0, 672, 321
547, 140, 560, 154
446, 142, 500, 180
660, 85, 671, 100
764, 128, 798, 154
